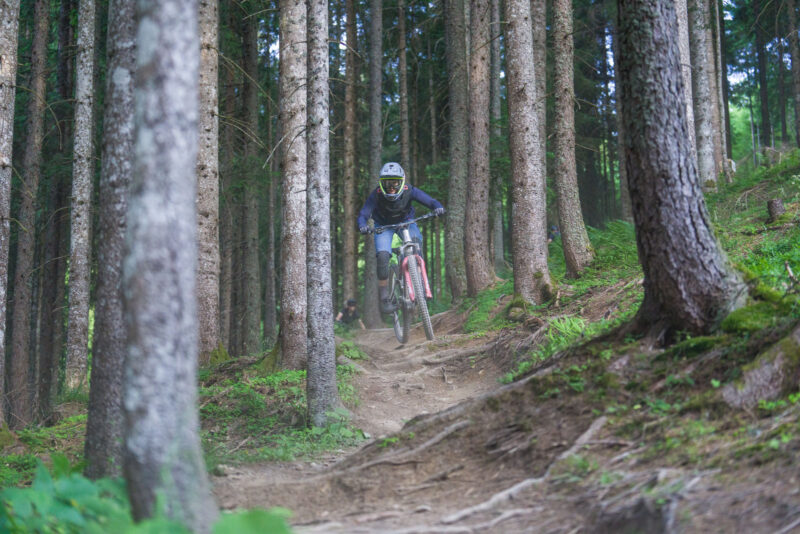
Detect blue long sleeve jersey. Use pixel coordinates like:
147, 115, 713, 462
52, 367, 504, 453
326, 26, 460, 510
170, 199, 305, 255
357, 185, 443, 228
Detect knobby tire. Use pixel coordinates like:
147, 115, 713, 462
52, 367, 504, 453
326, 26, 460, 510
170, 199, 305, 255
390, 265, 409, 343
407, 255, 434, 340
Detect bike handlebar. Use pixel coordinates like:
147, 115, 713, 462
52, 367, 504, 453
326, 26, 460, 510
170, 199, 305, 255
373, 212, 441, 234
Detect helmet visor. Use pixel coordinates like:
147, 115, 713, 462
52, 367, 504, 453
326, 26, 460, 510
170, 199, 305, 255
381, 178, 403, 193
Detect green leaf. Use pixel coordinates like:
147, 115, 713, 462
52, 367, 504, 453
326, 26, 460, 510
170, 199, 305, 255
212, 509, 292, 534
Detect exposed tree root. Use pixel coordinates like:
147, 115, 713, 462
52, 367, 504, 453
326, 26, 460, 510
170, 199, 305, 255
422, 342, 495, 365
347, 420, 471, 473
441, 476, 546, 524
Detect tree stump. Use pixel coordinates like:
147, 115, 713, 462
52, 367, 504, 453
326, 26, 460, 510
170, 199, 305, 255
767, 198, 786, 223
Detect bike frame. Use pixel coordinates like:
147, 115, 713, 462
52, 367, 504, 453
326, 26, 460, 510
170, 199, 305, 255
376, 214, 435, 303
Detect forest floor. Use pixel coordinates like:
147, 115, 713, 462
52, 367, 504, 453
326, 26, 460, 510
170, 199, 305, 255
212, 275, 800, 533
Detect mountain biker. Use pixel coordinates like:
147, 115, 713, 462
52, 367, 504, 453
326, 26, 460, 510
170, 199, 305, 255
358, 162, 445, 315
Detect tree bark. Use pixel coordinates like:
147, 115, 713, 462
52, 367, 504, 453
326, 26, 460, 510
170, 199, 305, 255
788, 0, 800, 147
688, 0, 717, 189
364, 0, 382, 327
218, 4, 237, 351
398, 0, 412, 179
342, 0, 358, 305
553, 0, 594, 278
465, 0, 495, 296
279, 0, 308, 368
489, 0, 505, 273
753, 0, 771, 150
531, 0, 547, 234
445, 0, 469, 301
617, 0, 747, 336
65, 0, 97, 391
307, 0, 340, 426
124, 0, 218, 528
674, 0, 696, 157
9, 0, 49, 428
242, 6, 261, 356
264, 172, 277, 342
505, 0, 552, 304
197, 0, 220, 364
779, 39, 788, 146
0, 0, 20, 427
85, 0, 135, 479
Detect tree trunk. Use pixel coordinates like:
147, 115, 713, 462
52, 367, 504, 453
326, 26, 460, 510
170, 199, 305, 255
753, 0, 771, 150
197, 0, 220, 364
674, 0, 696, 158
612, 26, 633, 222
398, 0, 412, 179
242, 7, 261, 356
307, 0, 340, 426
218, 11, 237, 352
0, 0, 20, 426
465, 0, 495, 296
264, 173, 277, 342
617, 0, 747, 336
279, 0, 308, 368
124, 0, 217, 524
506, 0, 551, 303
788, 0, 800, 147
364, 0, 382, 327
9, 0, 49, 428
704, 5, 723, 175
553, 0, 594, 278
490, 0, 504, 273
688, 0, 716, 189
342, 0, 358, 305
711, 0, 730, 174
531, 0, 547, 234
779, 39, 789, 146
124, 0, 218, 528
445, 0, 469, 301
65, 0, 97, 391
85, 0, 134, 479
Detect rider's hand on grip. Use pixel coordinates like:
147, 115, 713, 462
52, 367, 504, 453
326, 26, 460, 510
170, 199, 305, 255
359, 225, 371, 235
434, 207, 446, 217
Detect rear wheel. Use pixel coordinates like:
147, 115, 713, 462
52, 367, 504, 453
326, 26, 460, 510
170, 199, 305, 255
407, 254, 434, 340
389, 265, 409, 343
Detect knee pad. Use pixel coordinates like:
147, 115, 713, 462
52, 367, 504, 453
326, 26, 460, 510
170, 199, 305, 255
377, 251, 392, 280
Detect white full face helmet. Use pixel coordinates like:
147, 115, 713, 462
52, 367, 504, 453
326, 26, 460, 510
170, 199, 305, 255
379, 162, 406, 201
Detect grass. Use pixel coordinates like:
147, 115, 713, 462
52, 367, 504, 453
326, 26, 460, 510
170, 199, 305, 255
200, 360, 365, 469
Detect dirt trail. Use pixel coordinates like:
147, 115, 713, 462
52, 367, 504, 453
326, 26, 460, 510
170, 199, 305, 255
212, 309, 800, 533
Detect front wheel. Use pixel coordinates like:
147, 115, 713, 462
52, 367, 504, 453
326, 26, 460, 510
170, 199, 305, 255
407, 255, 434, 340
389, 265, 409, 343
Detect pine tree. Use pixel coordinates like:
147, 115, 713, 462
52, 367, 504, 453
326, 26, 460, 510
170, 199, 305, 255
197, 0, 221, 364
307, 0, 341, 426
9, 0, 49, 428
617, 0, 747, 335
123, 0, 218, 527
0, 0, 21, 427
465, 0, 495, 296
505, 0, 552, 303
65, 0, 97, 390
85, 0, 135, 479
279, 0, 308, 367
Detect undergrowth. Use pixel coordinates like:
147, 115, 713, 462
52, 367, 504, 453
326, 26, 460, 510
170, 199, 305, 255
0, 455, 291, 533
200, 362, 365, 469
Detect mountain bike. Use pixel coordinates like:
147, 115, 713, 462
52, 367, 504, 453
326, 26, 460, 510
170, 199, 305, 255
375, 213, 438, 343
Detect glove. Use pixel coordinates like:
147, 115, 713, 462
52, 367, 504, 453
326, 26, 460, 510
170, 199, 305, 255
434, 207, 446, 217
359, 225, 371, 235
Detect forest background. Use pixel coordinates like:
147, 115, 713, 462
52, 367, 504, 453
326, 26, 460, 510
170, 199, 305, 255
0, 0, 799, 530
